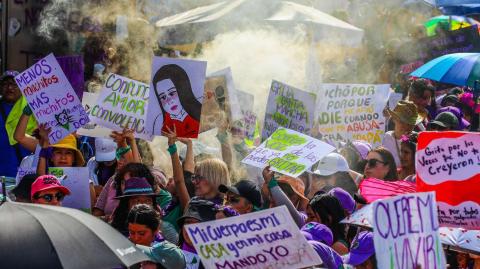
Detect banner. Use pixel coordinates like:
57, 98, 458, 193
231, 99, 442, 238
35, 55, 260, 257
262, 80, 316, 141
49, 167, 91, 212
373, 192, 446, 269
56, 55, 85, 100
14, 53, 89, 144
416, 132, 480, 229
230, 90, 256, 140
146, 57, 207, 138
77, 92, 112, 138
199, 75, 231, 133
242, 128, 335, 177
186, 206, 322, 269
315, 84, 390, 147
90, 74, 152, 140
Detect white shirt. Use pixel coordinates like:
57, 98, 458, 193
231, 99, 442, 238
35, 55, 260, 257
381, 131, 401, 167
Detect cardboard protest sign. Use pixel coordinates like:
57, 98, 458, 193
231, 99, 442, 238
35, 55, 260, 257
230, 90, 256, 140
210, 67, 241, 123
416, 132, 480, 229
77, 92, 112, 138
14, 54, 89, 144
49, 167, 91, 212
199, 75, 231, 133
242, 128, 335, 177
262, 80, 316, 141
146, 57, 207, 138
388, 92, 403, 110
90, 74, 152, 140
373, 192, 446, 269
186, 206, 322, 269
315, 84, 390, 147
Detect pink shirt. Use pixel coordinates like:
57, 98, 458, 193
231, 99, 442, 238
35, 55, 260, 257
94, 176, 119, 217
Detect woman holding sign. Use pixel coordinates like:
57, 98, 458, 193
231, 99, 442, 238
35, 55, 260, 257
151, 64, 202, 138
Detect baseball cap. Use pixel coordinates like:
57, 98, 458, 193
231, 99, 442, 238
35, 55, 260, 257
328, 187, 356, 214
309, 241, 343, 269
301, 222, 334, 246
31, 175, 71, 200
0, 70, 19, 82
429, 112, 459, 129
136, 241, 186, 269
313, 153, 349, 176
342, 231, 375, 266
218, 180, 262, 208
437, 106, 470, 130
177, 198, 217, 227
95, 138, 117, 162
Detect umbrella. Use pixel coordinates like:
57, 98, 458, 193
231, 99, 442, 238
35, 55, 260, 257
439, 227, 480, 255
340, 203, 373, 229
428, 0, 480, 15
359, 178, 416, 203
0, 201, 151, 269
424, 15, 480, 36
410, 53, 480, 88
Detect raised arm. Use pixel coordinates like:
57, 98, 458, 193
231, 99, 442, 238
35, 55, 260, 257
122, 128, 142, 163
36, 124, 51, 176
177, 137, 194, 173
14, 106, 38, 152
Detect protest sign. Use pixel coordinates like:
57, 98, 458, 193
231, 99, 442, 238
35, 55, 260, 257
57, 55, 85, 100
49, 167, 91, 212
77, 92, 112, 138
262, 80, 316, 141
230, 90, 256, 140
90, 73, 152, 140
373, 192, 446, 269
186, 206, 322, 269
416, 132, 480, 229
14, 53, 89, 144
242, 128, 335, 177
146, 57, 207, 138
199, 75, 231, 133
388, 92, 403, 110
315, 84, 390, 147
210, 67, 242, 123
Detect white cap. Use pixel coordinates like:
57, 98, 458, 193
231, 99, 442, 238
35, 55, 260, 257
313, 153, 349, 176
95, 138, 117, 162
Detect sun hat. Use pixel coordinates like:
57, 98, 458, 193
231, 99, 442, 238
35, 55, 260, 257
95, 138, 117, 162
342, 231, 375, 266
429, 112, 459, 129
387, 100, 422, 125
277, 176, 308, 203
328, 187, 356, 214
313, 153, 349, 176
31, 175, 71, 200
308, 241, 343, 269
136, 241, 186, 269
49, 134, 85, 166
219, 180, 262, 208
301, 222, 334, 246
177, 198, 217, 227
114, 177, 158, 199
437, 106, 470, 130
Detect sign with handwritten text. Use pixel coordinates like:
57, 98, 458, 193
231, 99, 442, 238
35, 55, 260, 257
242, 128, 335, 177
90, 73, 152, 140
49, 167, 91, 213
373, 192, 446, 269
262, 80, 316, 141
416, 132, 480, 229
186, 206, 321, 269
14, 53, 89, 144
77, 92, 112, 138
315, 84, 390, 147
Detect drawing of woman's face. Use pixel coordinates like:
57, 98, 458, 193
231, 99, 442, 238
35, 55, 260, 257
156, 79, 183, 115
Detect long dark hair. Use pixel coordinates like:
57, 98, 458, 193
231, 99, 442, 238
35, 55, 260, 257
111, 197, 160, 234
114, 163, 157, 196
309, 194, 347, 246
152, 64, 202, 121
370, 147, 398, 181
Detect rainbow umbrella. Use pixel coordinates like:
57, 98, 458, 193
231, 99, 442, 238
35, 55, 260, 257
424, 15, 479, 36
410, 53, 480, 88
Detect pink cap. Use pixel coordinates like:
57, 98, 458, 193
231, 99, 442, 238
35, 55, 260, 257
31, 175, 71, 199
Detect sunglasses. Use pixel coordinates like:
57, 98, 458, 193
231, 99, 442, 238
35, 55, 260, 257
37, 192, 65, 203
366, 159, 387, 168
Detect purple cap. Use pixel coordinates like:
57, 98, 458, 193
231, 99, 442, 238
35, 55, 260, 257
351, 140, 372, 160
437, 106, 470, 130
308, 241, 343, 269
114, 177, 157, 199
0, 70, 19, 81
342, 231, 375, 266
301, 222, 333, 246
329, 187, 356, 214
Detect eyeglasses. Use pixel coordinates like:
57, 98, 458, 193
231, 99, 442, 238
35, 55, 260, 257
37, 192, 65, 203
191, 174, 206, 182
366, 159, 387, 168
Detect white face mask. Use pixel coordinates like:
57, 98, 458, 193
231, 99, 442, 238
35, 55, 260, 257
156, 79, 186, 120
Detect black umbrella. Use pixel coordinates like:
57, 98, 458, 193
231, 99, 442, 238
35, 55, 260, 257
0, 201, 151, 269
